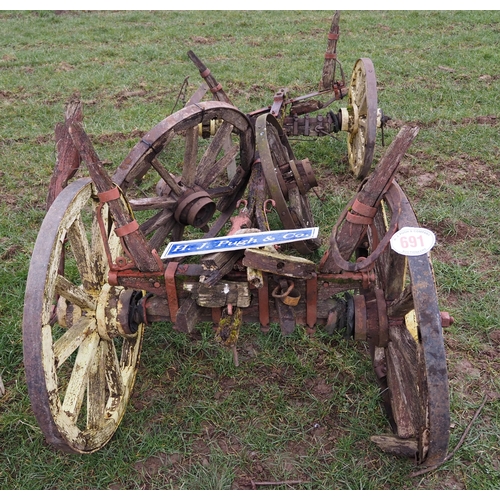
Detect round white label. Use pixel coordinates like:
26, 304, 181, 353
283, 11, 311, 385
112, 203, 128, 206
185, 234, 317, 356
390, 227, 436, 256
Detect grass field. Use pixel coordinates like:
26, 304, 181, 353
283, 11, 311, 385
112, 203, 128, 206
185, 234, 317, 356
1, 10, 499, 490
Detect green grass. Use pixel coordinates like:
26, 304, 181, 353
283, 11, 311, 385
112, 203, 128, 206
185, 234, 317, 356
1, 10, 500, 490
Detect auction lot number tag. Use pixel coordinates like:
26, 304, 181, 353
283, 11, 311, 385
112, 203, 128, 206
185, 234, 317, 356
390, 227, 436, 256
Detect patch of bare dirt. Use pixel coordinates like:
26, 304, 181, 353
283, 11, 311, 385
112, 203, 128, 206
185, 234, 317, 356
191, 36, 216, 45
304, 378, 333, 400
462, 115, 498, 125
385, 119, 425, 130
489, 330, 500, 345
1, 244, 23, 261
133, 452, 182, 478
94, 129, 145, 145
396, 150, 500, 191
57, 61, 75, 72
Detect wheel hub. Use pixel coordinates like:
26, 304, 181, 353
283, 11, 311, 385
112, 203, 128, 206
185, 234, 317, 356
174, 186, 216, 228
96, 284, 141, 341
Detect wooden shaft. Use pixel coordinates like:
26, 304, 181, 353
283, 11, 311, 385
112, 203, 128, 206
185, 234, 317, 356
187, 50, 233, 104
320, 125, 420, 274
320, 10, 340, 91
68, 122, 162, 272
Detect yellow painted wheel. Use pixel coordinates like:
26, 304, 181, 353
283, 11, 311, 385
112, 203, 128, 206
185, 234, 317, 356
23, 178, 143, 453
345, 58, 378, 179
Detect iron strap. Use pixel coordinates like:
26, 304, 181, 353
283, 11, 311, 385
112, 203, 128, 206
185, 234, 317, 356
165, 262, 180, 323
328, 181, 402, 272
98, 185, 121, 203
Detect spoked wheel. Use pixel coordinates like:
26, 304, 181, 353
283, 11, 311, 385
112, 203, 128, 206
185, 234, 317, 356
365, 182, 450, 466
341, 58, 378, 180
255, 113, 321, 255
112, 101, 255, 252
23, 178, 144, 453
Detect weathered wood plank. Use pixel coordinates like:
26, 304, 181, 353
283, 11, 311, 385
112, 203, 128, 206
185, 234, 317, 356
386, 324, 419, 438
184, 280, 251, 308
200, 249, 245, 287
370, 435, 418, 458
182, 126, 198, 187
175, 297, 203, 334
242, 248, 316, 279
69, 122, 162, 272
320, 11, 341, 91
46, 98, 83, 209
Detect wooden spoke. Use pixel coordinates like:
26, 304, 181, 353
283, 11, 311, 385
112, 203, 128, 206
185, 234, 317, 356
66, 215, 93, 289
182, 126, 199, 187
23, 179, 143, 453
149, 219, 176, 250
55, 274, 96, 311
198, 143, 239, 188
139, 209, 175, 237
87, 341, 107, 429
171, 223, 185, 242
196, 121, 234, 182
91, 202, 111, 286
104, 340, 124, 399
53, 316, 96, 369
151, 158, 182, 197
61, 331, 100, 422
128, 196, 177, 212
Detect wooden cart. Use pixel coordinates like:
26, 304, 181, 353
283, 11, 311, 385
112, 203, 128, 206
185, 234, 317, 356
22, 13, 451, 466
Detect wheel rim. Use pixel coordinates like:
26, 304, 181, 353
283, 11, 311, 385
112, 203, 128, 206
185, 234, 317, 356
112, 101, 255, 252
23, 178, 143, 453
346, 58, 378, 179
368, 182, 450, 465
255, 113, 321, 255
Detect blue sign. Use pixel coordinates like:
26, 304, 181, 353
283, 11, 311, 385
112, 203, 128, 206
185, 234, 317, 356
161, 227, 319, 259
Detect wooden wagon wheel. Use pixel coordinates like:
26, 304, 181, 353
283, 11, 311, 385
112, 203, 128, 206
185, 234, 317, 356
366, 182, 450, 466
255, 113, 321, 255
342, 58, 378, 179
112, 101, 255, 251
23, 178, 144, 453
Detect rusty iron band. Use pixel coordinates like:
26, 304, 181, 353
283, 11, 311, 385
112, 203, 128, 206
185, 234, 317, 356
346, 212, 374, 225
98, 185, 121, 203
115, 220, 139, 238
306, 274, 318, 329
329, 182, 402, 272
352, 198, 378, 218
258, 273, 270, 329
165, 262, 179, 323
140, 138, 159, 155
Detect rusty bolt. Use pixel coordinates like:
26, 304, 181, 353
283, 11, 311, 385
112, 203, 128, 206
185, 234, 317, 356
154, 282, 161, 288
440, 311, 454, 328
